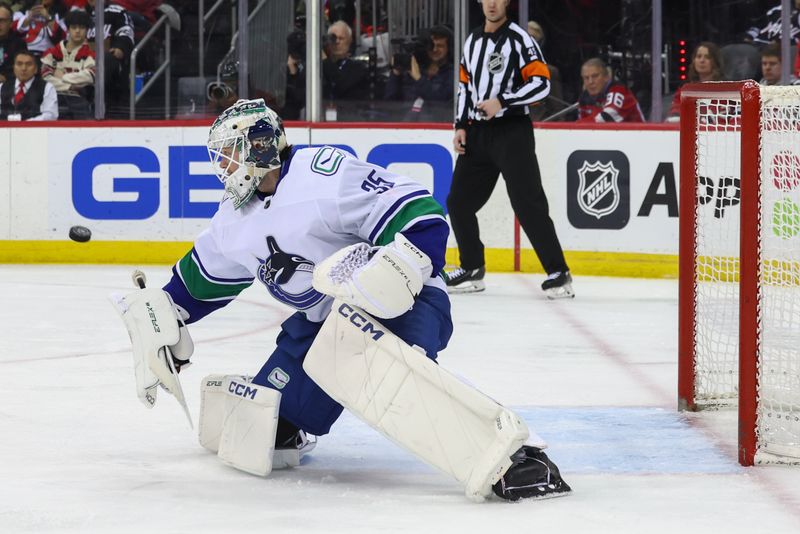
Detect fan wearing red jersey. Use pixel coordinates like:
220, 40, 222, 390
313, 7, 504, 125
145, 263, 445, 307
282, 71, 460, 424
577, 57, 644, 123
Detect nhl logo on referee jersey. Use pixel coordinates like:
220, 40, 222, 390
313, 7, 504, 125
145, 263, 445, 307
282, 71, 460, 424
487, 52, 505, 74
567, 150, 630, 229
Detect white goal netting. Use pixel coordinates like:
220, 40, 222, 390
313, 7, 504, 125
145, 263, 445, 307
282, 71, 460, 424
693, 86, 800, 462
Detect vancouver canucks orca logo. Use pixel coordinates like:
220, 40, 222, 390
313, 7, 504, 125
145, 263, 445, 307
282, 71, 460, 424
256, 236, 324, 310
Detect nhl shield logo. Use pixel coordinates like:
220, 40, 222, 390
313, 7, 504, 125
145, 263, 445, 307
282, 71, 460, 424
567, 150, 629, 229
487, 52, 505, 74
577, 160, 620, 219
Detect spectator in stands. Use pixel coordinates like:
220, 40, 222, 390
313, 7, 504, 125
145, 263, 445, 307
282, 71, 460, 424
322, 20, 368, 102
283, 26, 306, 120
327, 0, 355, 28
202, 55, 278, 119
526, 20, 565, 122
666, 41, 724, 121
41, 8, 94, 118
384, 25, 453, 121
577, 58, 644, 123
0, 49, 58, 120
206, 57, 239, 116
85, 0, 134, 116
0, 5, 27, 84
113, 0, 162, 24
745, 0, 800, 46
12, 0, 66, 57
759, 43, 799, 85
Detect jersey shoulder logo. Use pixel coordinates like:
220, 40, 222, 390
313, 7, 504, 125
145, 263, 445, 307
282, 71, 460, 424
311, 146, 346, 176
487, 52, 506, 74
256, 236, 324, 310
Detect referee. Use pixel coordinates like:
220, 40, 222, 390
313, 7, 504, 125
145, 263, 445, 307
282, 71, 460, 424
445, 0, 573, 299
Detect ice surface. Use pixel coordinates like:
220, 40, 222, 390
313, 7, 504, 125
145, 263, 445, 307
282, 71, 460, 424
1, 266, 799, 533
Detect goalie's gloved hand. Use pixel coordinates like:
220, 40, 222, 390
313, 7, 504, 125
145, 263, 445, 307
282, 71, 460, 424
313, 233, 433, 319
170, 323, 193, 373
110, 287, 195, 408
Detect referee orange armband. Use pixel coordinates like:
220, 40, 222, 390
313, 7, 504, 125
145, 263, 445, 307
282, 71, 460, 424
521, 60, 550, 81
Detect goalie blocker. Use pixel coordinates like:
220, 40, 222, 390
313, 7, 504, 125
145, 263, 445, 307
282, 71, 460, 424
303, 299, 571, 501
109, 285, 195, 426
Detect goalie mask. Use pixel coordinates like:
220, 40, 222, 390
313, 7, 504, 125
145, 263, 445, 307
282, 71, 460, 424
208, 98, 288, 209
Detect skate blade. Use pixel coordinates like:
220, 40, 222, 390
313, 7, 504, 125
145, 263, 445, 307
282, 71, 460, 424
503, 484, 573, 503
272, 436, 317, 469
447, 280, 486, 294
520, 486, 573, 501
544, 282, 574, 300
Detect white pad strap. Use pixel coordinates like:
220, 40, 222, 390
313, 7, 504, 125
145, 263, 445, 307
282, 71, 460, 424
200, 375, 281, 476
304, 300, 541, 501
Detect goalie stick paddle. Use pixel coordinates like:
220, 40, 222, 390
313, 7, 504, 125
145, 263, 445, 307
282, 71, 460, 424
131, 269, 194, 428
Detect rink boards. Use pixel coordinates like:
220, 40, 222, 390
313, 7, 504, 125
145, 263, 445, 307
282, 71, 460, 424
0, 121, 681, 277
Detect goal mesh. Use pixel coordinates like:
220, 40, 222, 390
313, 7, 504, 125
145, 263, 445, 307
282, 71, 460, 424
756, 88, 800, 460
694, 99, 742, 406
690, 85, 800, 463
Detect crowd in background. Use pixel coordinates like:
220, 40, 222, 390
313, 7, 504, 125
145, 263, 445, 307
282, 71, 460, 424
0, 0, 165, 120
3, 0, 800, 123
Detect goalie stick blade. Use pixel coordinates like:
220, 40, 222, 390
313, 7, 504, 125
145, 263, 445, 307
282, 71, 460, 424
154, 346, 194, 429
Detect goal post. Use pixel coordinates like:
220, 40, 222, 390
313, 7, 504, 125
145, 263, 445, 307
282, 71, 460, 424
678, 81, 800, 466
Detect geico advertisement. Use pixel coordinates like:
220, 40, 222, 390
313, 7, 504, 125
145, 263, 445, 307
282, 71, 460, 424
31, 126, 685, 253
45, 126, 454, 242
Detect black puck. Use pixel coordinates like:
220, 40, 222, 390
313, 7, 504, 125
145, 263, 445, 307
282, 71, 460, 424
68, 225, 92, 243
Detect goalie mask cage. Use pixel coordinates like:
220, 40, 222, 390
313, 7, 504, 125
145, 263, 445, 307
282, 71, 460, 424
678, 81, 800, 466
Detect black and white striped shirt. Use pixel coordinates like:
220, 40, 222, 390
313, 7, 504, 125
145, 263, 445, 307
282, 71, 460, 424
455, 19, 550, 129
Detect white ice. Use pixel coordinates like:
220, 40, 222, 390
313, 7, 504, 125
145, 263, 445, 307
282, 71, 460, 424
1, 265, 799, 534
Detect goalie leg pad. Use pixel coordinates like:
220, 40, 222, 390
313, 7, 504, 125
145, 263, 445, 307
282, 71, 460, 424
206, 376, 282, 476
304, 300, 544, 501
199, 374, 251, 452
200, 374, 316, 471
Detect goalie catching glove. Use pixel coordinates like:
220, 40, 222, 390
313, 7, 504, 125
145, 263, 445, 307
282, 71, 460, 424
110, 287, 195, 426
313, 233, 433, 319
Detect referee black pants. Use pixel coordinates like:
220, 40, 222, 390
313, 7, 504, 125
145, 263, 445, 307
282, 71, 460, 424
446, 116, 569, 274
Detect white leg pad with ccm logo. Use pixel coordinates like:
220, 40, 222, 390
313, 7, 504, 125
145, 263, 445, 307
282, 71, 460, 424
199, 374, 280, 476
304, 300, 542, 501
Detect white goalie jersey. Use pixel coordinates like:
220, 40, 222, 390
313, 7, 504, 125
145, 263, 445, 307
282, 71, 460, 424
170, 146, 447, 323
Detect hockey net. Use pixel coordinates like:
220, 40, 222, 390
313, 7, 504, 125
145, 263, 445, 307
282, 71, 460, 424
678, 81, 800, 466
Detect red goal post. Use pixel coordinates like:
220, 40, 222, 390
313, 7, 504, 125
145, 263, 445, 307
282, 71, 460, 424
678, 81, 800, 466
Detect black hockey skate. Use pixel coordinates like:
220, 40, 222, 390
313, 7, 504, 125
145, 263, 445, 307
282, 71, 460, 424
541, 271, 575, 300
273, 417, 316, 469
445, 266, 486, 294
492, 446, 572, 501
